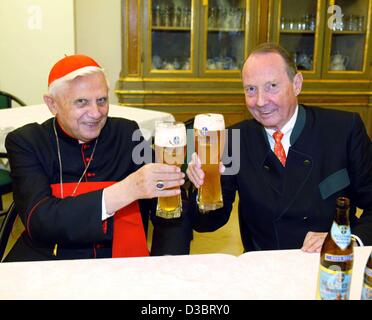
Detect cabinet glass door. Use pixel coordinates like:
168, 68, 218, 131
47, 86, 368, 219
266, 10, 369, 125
326, 0, 370, 73
203, 0, 247, 73
149, 0, 194, 73
279, 0, 320, 75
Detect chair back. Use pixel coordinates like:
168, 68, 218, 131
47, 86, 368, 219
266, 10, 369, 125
0, 202, 17, 262
0, 152, 12, 213
0, 91, 26, 109
0, 95, 11, 109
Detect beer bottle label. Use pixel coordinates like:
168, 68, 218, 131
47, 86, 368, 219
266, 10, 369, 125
361, 284, 372, 300
325, 253, 354, 262
361, 267, 372, 300
330, 222, 351, 250
318, 265, 352, 300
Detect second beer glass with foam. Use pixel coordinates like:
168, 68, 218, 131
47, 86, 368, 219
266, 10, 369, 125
194, 114, 225, 213
155, 121, 186, 219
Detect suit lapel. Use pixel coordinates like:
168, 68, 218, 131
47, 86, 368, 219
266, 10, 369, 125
276, 105, 314, 219
247, 106, 313, 218
262, 153, 286, 195
290, 105, 306, 145
277, 149, 313, 218
248, 121, 285, 196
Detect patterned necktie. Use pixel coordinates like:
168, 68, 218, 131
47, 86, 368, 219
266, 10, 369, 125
273, 131, 286, 166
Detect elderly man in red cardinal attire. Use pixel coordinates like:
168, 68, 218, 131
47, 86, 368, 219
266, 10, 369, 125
4, 54, 191, 261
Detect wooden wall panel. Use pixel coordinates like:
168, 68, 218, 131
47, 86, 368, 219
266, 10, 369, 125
126, 0, 140, 76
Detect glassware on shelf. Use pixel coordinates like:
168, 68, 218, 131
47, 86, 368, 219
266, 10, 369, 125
208, 6, 245, 30
182, 58, 190, 70
181, 7, 191, 28
208, 7, 217, 29
331, 14, 344, 31
329, 52, 349, 71
207, 59, 216, 70
206, 1, 246, 71
173, 7, 182, 27
357, 16, 365, 31
206, 56, 238, 70
173, 58, 180, 70
225, 8, 234, 29
302, 14, 310, 30
152, 55, 191, 71
151, 0, 247, 74
332, 14, 365, 32
152, 2, 193, 29
281, 17, 286, 30
151, 2, 192, 72
163, 60, 175, 70
296, 52, 313, 70
281, 14, 316, 31
229, 7, 244, 30
309, 14, 316, 31
218, 7, 227, 29
152, 55, 161, 69
153, 4, 161, 27
236, 8, 245, 29
163, 6, 170, 27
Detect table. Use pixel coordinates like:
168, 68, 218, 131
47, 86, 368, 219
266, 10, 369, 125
0, 246, 370, 300
0, 104, 175, 153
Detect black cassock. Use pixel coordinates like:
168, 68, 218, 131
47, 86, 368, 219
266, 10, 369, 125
5, 117, 191, 261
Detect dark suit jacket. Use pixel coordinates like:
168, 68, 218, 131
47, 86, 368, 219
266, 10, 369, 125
189, 105, 372, 251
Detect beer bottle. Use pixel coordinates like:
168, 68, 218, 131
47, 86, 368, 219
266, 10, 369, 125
361, 251, 372, 300
316, 197, 354, 300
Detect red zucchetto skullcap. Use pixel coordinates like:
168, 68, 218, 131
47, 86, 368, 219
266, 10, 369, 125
48, 54, 101, 86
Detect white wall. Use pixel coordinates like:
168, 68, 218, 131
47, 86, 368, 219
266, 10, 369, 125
0, 0, 75, 105
0, 0, 122, 105
74, 0, 122, 104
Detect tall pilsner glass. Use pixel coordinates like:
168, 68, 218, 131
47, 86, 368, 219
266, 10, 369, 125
194, 114, 225, 213
155, 121, 186, 219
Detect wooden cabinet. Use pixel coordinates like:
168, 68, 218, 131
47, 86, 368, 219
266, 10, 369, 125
268, 0, 372, 136
144, 0, 252, 78
116, 0, 372, 136
117, 0, 259, 127
270, 0, 371, 79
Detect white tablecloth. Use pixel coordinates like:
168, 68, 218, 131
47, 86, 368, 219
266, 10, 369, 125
0, 246, 370, 300
0, 104, 175, 153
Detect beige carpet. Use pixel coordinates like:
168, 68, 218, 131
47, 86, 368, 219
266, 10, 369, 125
190, 193, 244, 256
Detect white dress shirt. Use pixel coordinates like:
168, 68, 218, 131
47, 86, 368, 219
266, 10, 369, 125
264, 105, 298, 155
102, 190, 114, 220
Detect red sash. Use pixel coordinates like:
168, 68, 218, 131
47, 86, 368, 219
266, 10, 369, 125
50, 182, 149, 258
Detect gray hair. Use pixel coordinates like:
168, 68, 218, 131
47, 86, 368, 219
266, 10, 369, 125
248, 42, 298, 80
48, 66, 110, 97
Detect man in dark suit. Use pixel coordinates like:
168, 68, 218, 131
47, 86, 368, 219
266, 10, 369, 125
186, 43, 372, 252
4, 54, 187, 261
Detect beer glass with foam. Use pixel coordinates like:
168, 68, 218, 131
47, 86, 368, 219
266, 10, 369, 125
194, 114, 225, 213
155, 121, 186, 218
